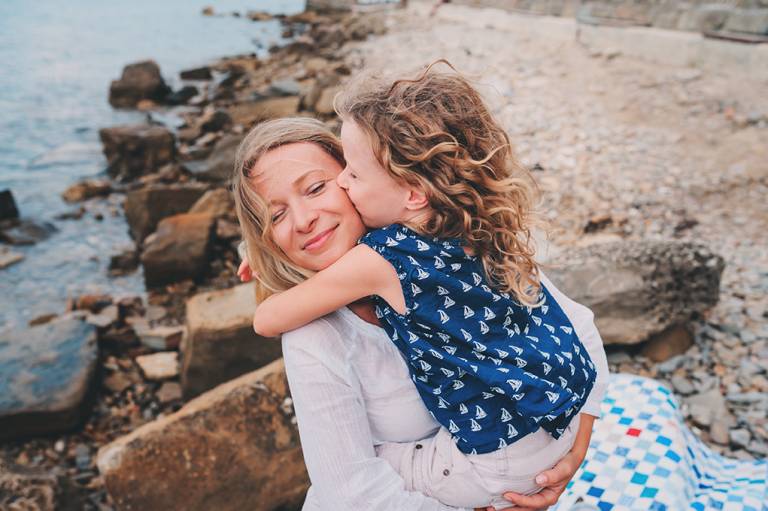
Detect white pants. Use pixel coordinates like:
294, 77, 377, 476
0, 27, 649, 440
375, 415, 581, 510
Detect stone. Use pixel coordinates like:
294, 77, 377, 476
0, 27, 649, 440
684, 389, 729, 430
0, 189, 19, 220
135, 352, 179, 381
108, 249, 139, 275
678, 5, 732, 32
99, 124, 176, 182
180, 66, 212, 80
200, 109, 233, 133
61, 179, 111, 202
183, 134, 243, 183
188, 188, 235, 218
227, 96, 301, 127
0, 317, 98, 441
97, 360, 307, 511
182, 283, 283, 398
0, 219, 57, 245
109, 60, 171, 108
656, 354, 686, 374
640, 324, 694, 362
156, 382, 182, 404
0, 247, 24, 269
124, 183, 208, 242
547, 241, 724, 345
0, 456, 85, 511
314, 85, 342, 115
136, 325, 185, 351
140, 213, 215, 287
216, 219, 241, 240
247, 10, 273, 21
710, 417, 731, 445
723, 9, 768, 35
165, 85, 199, 106
268, 79, 302, 97
730, 428, 752, 449
103, 371, 132, 393
671, 375, 695, 395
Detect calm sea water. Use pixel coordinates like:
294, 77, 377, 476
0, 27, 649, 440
0, 0, 304, 329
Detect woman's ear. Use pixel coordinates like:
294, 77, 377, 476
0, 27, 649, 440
404, 186, 429, 211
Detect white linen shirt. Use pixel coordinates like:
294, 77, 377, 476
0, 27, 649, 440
282, 272, 609, 511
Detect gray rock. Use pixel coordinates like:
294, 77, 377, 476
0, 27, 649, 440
0, 456, 84, 510
99, 124, 176, 182
709, 418, 731, 445
181, 283, 282, 398
183, 134, 243, 183
268, 79, 302, 97
685, 388, 729, 429
180, 66, 212, 81
729, 428, 752, 449
0, 219, 57, 245
0, 189, 19, 220
656, 354, 686, 374
124, 183, 208, 242
723, 8, 768, 35
671, 375, 695, 395
140, 213, 215, 287
97, 360, 308, 511
606, 350, 632, 365
678, 5, 733, 32
0, 317, 98, 440
726, 392, 768, 406
548, 241, 724, 345
109, 60, 171, 109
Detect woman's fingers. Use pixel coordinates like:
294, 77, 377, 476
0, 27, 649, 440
501, 485, 563, 509
237, 259, 253, 282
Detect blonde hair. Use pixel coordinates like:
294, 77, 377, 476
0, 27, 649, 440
335, 60, 545, 306
232, 117, 345, 302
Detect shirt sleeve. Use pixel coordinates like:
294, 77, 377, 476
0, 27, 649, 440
282, 320, 469, 511
539, 271, 610, 419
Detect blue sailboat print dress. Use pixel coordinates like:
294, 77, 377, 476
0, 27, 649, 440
359, 224, 598, 455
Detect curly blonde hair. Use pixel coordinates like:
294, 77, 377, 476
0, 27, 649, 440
335, 60, 545, 306
232, 117, 345, 302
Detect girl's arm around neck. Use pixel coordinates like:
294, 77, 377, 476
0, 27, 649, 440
252, 244, 404, 337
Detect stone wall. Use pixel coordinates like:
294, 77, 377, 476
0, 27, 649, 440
449, 0, 768, 35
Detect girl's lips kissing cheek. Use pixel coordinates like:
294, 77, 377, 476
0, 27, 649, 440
302, 225, 338, 252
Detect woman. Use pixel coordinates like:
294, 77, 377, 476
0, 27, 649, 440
232, 117, 607, 511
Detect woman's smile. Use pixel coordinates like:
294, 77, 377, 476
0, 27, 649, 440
303, 224, 339, 252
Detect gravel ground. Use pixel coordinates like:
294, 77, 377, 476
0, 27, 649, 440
341, 1, 768, 459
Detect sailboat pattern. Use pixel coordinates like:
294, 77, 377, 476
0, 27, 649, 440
359, 224, 597, 454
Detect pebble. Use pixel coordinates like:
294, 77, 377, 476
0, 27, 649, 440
671, 376, 695, 395
729, 429, 752, 449
156, 382, 183, 404
135, 352, 179, 381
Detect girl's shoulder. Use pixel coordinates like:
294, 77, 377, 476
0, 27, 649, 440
359, 224, 464, 259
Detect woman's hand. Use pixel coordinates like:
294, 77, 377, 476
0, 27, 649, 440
237, 259, 253, 282
486, 414, 596, 511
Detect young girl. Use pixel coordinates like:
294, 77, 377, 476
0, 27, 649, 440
251, 62, 607, 509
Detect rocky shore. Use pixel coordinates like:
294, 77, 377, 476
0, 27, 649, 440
1, 1, 766, 509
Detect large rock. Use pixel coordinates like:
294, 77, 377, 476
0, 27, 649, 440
109, 60, 171, 108
182, 283, 282, 398
99, 124, 176, 182
124, 183, 208, 242
0, 219, 57, 245
227, 96, 301, 128
183, 134, 243, 183
0, 456, 84, 511
0, 316, 98, 440
97, 359, 308, 511
547, 241, 724, 345
140, 213, 215, 287
723, 8, 768, 35
0, 189, 19, 220
188, 188, 236, 218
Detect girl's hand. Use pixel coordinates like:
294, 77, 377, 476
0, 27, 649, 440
237, 259, 253, 282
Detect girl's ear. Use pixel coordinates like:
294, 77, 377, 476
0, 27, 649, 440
404, 186, 429, 211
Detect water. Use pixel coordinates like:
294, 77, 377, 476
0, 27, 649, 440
0, 0, 305, 329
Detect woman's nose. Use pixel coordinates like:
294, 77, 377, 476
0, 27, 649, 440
293, 203, 318, 233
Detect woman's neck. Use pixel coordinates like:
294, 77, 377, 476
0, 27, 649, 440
348, 297, 380, 327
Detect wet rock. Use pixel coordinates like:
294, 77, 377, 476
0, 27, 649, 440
29, 313, 58, 327
140, 213, 215, 287
0, 456, 85, 511
180, 66, 212, 80
124, 183, 208, 242
0, 316, 98, 441
0, 246, 24, 269
136, 325, 184, 351
227, 96, 300, 127
70, 294, 113, 313
135, 352, 179, 381
181, 283, 282, 398
61, 179, 112, 202
247, 10, 273, 21
200, 108, 233, 133
0, 189, 19, 220
548, 241, 725, 345
165, 85, 199, 106
188, 188, 235, 219
0, 218, 57, 245
202, 6, 214, 16
108, 248, 139, 276
109, 60, 171, 109
183, 134, 243, 183
99, 124, 176, 182
97, 359, 308, 511
269, 79, 302, 97
640, 324, 694, 362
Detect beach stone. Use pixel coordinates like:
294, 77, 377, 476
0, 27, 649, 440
188, 188, 235, 218
97, 359, 308, 511
678, 4, 732, 32
0, 219, 57, 245
0, 456, 84, 511
109, 60, 171, 108
548, 241, 724, 345
0, 189, 19, 220
227, 96, 301, 127
200, 109, 233, 133
0, 247, 24, 270
181, 283, 282, 398
156, 382, 182, 404
723, 8, 768, 35
671, 375, 695, 395
183, 134, 243, 183
640, 324, 694, 362
140, 213, 215, 288
730, 428, 752, 449
314, 85, 342, 115
61, 179, 112, 202
180, 66, 212, 80
135, 324, 184, 351
99, 124, 176, 182
269, 79, 302, 97
685, 389, 729, 429
165, 85, 199, 106
710, 417, 731, 445
124, 183, 207, 242
0, 316, 98, 441
135, 352, 179, 381
108, 249, 139, 275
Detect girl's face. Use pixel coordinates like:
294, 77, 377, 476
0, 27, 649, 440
251, 142, 366, 271
337, 120, 413, 228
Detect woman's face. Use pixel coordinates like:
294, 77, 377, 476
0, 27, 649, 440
251, 142, 366, 272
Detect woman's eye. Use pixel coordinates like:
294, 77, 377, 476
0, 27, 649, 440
308, 182, 326, 194
271, 211, 285, 223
